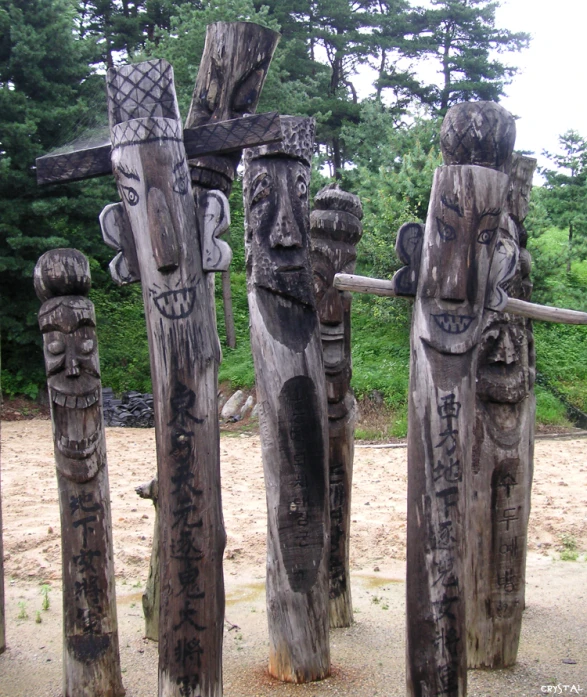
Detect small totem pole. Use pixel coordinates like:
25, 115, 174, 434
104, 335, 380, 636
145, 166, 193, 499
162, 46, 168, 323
466, 153, 537, 668
310, 184, 363, 628
395, 102, 516, 697
103, 60, 226, 697
34, 249, 124, 697
243, 117, 331, 682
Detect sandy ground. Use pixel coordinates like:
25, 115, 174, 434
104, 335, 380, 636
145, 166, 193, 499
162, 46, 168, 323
0, 419, 586, 697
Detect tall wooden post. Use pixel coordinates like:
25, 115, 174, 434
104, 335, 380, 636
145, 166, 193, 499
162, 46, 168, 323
466, 153, 537, 668
104, 60, 225, 697
34, 249, 124, 697
310, 184, 363, 628
186, 22, 281, 348
397, 102, 516, 697
243, 117, 331, 682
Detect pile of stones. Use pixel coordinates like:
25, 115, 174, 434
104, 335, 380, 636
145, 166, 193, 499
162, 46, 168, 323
102, 388, 155, 428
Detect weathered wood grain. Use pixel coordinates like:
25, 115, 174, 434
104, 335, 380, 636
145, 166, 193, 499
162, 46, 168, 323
136, 479, 160, 643
404, 101, 514, 697
310, 183, 363, 629
34, 249, 124, 697
466, 153, 537, 669
243, 116, 330, 682
105, 59, 225, 697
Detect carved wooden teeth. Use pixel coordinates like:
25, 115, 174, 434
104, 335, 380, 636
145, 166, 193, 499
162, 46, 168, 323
52, 387, 100, 409
57, 429, 100, 458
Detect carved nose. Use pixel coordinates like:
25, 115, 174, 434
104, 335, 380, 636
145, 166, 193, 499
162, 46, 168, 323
269, 195, 303, 249
319, 286, 344, 325
65, 356, 80, 378
439, 253, 468, 302
492, 329, 517, 365
148, 187, 179, 272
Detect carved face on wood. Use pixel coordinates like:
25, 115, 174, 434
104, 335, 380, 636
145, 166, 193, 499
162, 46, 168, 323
418, 166, 507, 354
40, 297, 103, 481
476, 313, 534, 404
244, 155, 317, 349
311, 240, 356, 400
110, 120, 201, 320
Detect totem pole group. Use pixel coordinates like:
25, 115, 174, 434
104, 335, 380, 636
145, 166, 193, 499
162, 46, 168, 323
27, 18, 587, 697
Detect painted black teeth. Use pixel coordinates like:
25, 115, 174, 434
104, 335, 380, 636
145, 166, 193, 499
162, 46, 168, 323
152, 286, 197, 319
432, 313, 474, 335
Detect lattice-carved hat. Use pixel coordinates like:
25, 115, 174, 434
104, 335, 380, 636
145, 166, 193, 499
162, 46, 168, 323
244, 116, 315, 166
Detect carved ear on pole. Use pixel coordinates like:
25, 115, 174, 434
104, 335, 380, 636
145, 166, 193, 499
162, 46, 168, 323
100, 202, 141, 285
392, 222, 425, 297
198, 189, 232, 271
485, 238, 519, 311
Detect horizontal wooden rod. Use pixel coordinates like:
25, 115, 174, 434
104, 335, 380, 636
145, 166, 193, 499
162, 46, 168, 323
36, 112, 282, 186
333, 273, 587, 325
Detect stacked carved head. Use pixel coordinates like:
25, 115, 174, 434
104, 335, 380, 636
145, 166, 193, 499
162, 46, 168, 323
310, 184, 363, 412
35, 249, 105, 482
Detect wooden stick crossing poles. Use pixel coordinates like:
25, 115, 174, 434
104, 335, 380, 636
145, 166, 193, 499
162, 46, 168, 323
466, 153, 537, 668
243, 117, 331, 682
34, 249, 124, 697
186, 22, 281, 348
334, 274, 587, 326
396, 102, 516, 697
310, 184, 363, 629
104, 60, 225, 697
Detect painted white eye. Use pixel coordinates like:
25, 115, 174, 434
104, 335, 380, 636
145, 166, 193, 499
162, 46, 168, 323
123, 186, 139, 206
47, 341, 65, 355
80, 340, 94, 355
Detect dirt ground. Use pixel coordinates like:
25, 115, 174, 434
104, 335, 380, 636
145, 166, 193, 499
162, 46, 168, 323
1, 419, 586, 696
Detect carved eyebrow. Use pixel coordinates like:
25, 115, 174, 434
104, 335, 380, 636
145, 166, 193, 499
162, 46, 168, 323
441, 194, 463, 217
117, 163, 140, 181
479, 207, 501, 219
173, 159, 186, 174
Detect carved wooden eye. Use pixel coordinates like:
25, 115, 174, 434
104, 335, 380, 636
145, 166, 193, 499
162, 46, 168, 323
436, 217, 456, 242
296, 177, 308, 199
173, 174, 188, 196
477, 228, 497, 245
80, 340, 94, 355
251, 174, 272, 206
122, 186, 139, 206
47, 340, 65, 355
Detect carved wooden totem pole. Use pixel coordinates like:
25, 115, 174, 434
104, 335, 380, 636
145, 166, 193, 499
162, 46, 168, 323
394, 102, 516, 697
103, 60, 225, 697
186, 22, 281, 347
243, 117, 331, 682
466, 153, 537, 668
310, 184, 363, 628
34, 249, 124, 697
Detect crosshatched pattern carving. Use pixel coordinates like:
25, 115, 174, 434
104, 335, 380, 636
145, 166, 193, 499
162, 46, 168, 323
107, 59, 179, 127
111, 118, 182, 149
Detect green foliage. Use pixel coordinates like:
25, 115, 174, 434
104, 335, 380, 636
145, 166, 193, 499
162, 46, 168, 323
41, 584, 51, 611
534, 384, 569, 427
559, 534, 579, 562
17, 600, 27, 619
91, 284, 152, 394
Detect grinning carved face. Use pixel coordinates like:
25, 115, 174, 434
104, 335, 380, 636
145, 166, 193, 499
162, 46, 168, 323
418, 166, 507, 354
311, 240, 356, 402
111, 125, 201, 320
40, 298, 103, 481
476, 313, 534, 404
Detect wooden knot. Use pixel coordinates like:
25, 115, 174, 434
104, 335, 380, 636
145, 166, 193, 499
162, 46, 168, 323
34, 248, 91, 302
440, 101, 516, 169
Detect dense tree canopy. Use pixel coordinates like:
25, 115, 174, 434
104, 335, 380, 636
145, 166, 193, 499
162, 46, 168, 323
0, 0, 534, 397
